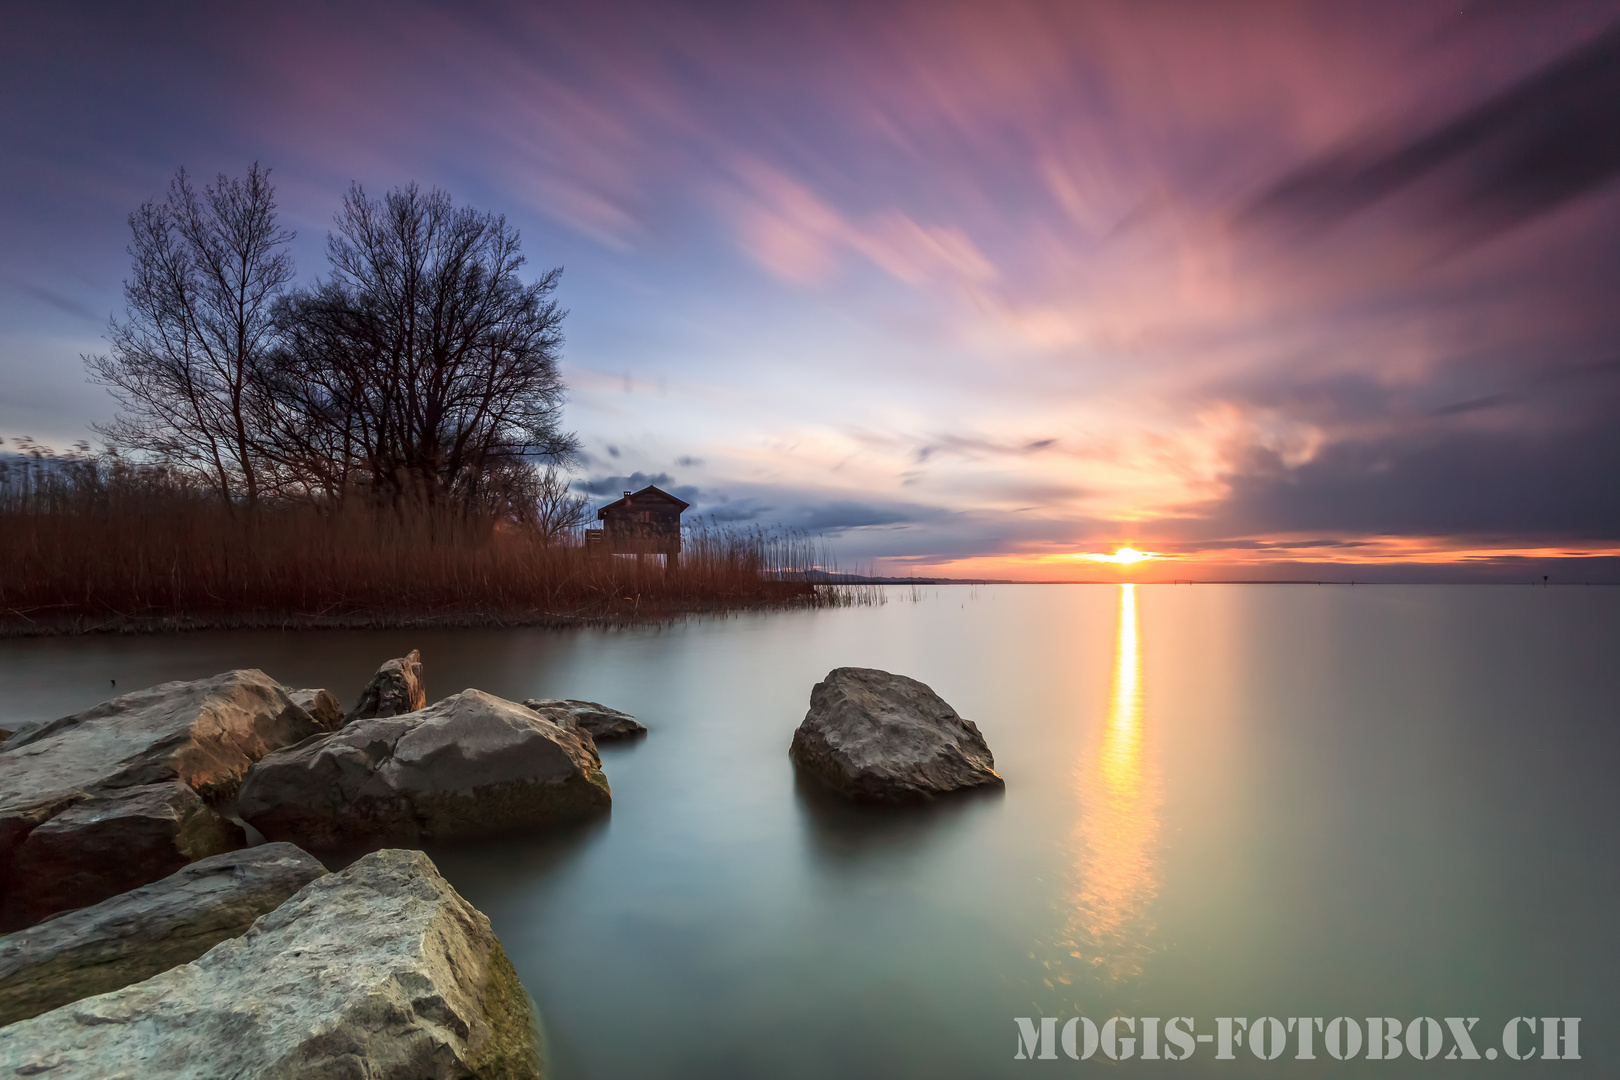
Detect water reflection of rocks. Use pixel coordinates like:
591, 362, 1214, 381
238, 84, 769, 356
792, 769, 1002, 868
1055, 583, 1163, 986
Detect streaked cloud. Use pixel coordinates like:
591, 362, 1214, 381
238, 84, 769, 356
4, 0, 1619, 578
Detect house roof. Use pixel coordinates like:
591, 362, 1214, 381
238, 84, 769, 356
596, 484, 691, 518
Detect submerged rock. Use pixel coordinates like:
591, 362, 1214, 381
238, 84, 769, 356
789, 667, 1003, 803
523, 697, 647, 740
0, 670, 323, 929
286, 687, 344, 731
348, 648, 426, 722
0, 842, 327, 1026
2, 783, 246, 930
0, 848, 542, 1079
240, 688, 611, 851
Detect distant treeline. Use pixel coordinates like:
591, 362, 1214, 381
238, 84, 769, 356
0, 445, 835, 633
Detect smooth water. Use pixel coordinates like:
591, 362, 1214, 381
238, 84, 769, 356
1, 585, 1616, 1078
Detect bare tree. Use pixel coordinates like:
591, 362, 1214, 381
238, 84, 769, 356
274, 183, 577, 506
530, 464, 591, 543
86, 165, 294, 505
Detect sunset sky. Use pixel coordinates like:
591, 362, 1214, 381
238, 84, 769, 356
4, 1, 1619, 580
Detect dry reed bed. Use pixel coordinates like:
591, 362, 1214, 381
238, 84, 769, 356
0, 463, 843, 635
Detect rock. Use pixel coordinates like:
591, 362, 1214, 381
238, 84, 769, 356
523, 697, 647, 740
0, 669, 325, 809
2, 783, 246, 930
789, 667, 1004, 803
0, 670, 323, 929
286, 688, 344, 730
0, 842, 327, 1026
0, 721, 42, 752
348, 648, 426, 722
0, 792, 85, 872
241, 688, 611, 851
0, 849, 541, 1079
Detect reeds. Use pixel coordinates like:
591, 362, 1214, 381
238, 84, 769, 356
0, 446, 844, 635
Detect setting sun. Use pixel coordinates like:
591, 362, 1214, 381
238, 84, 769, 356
1077, 546, 1157, 564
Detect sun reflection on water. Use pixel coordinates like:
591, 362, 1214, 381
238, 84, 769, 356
1061, 582, 1162, 982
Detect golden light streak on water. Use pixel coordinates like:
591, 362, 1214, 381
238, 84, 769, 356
1062, 583, 1162, 982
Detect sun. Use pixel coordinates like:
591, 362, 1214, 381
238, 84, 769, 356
1053, 546, 1167, 566
1067, 546, 1160, 564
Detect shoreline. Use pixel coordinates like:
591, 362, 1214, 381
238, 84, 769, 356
0, 596, 836, 639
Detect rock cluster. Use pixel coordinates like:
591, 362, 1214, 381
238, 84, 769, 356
0, 842, 327, 1026
0, 849, 541, 1079
240, 688, 612, 851
0, 652, 654, 1071
789, 667, 1003, 803
0, 642, 1003, 1075
0, 670, 327, 930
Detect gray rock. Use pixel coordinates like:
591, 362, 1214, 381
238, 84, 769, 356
1, 720, 49, 750
0, 842, 327, 1026
286, 688, 344, 731
0, 669, 323, 808
241, 688, 611, 851
348, 648, 426, 722
0, 792, 84, 873
789, 667, 1004, 803
3, 783, 246, 930
0, 670, 323, 928
523, 697, 647, 740
0, 848, 541, 1079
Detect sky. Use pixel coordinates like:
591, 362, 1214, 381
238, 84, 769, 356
4, 0, 1620, 581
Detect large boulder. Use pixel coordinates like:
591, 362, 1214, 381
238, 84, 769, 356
286, 688, 344, 731
0, 842, 327, 1026
789, 667, 1004, 803
2, 783, 246, 930
0, 670, 323, 928
240, 688, 612, 851
0, 849, 541, 1079
0, 669, 324, 807
348, 649, 426, 722
523, 697, 647, 740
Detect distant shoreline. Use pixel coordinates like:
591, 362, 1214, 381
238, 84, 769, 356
0, 596, 836, 639
0, 599, 835, 641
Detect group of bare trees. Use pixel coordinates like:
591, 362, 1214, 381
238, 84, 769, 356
87, 165, 587, 532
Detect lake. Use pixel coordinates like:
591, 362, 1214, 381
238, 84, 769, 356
1, 584, 1616, 1078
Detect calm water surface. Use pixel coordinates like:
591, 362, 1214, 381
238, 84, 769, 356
2, 585, 1616, 1078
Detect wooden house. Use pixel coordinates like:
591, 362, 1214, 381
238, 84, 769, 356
585, 485, 690, 568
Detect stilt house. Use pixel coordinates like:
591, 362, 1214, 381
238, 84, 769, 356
586, 485, 689, 568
